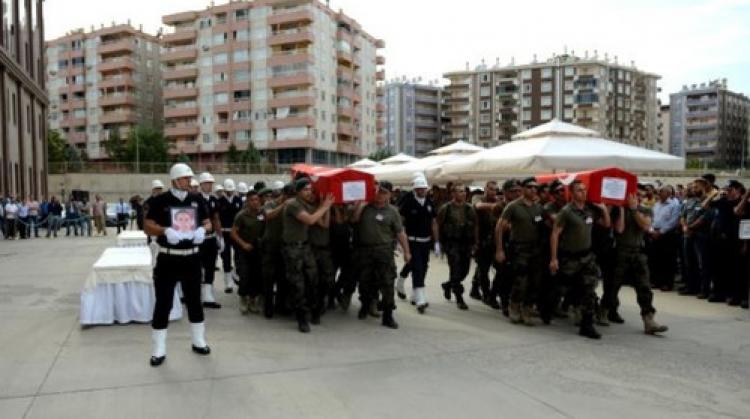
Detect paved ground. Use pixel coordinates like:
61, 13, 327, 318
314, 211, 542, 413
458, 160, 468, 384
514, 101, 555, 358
1, 232, 749, 419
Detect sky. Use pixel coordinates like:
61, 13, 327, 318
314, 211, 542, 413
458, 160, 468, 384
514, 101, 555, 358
44, 0, 750, 101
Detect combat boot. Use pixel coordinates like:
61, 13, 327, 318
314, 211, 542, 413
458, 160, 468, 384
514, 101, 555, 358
223, 272, 234, 294
382, 309, 399, 329
642, 313, 668, 335
509, 303, 522, 323
339, 292, 352, 311
369, 298, 382, 318
247, 296, 260, 314
469, 282, 483, 300
238, 295, 249, 315
415, 288, 429, 314
396, 277, 407, 300
483, 294, 501, 310
571, 306, 582, 327
596, 307, 610, 326
520, 305, 535, 326
296, 310, 310, 333
607, 310, 625, 324
455, 294, 469, 310
441, 282, 452, 300
311, 309, 321, 325
578, 313, 602, 340
358, 300, 369, 320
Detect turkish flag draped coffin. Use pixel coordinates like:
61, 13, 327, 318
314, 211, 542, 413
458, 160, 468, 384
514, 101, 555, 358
291, 164, 376, 204
536, 167, 638, 206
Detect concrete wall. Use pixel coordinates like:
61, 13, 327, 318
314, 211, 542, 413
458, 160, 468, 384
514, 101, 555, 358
48, 173, 289, 202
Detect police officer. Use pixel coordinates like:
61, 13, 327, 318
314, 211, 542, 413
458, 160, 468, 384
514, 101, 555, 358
217, 178, 243, 293
472, 181, 502, 309
190, 178, 200, 194
398, 175, 438, 313
144, 180, 165, 245
144, 163, 211, 367
260, 182, 292, 319
496, 177, 544, 326
232, 190, 266, 315
197, 172, 222, 309
601, 193, 668, 334
283, 178, 334, 333
352, 181, 411, 328
549, 180, 610, 339
437, 183, 478, 310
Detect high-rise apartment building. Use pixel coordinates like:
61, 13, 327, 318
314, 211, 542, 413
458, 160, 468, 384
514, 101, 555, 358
46, 24, 163, 160
443, 52, 660, 149
669, 80, 749, 167
1, 0, 47, 198
384, 80, 444, 156
657, 103, 670, 154
161, 0, 385, 166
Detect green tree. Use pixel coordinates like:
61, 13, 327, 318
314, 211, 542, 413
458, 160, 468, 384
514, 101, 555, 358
368, 147, 393, 162
101, 126, 171, 167
240, 142, 262, 165
47, 129, 67, 163
226, 143, 242, 164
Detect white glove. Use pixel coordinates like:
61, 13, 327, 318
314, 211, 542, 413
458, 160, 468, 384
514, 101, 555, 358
164, 228, 181, 245
193, 227, 206, 245
217, 236, 225, 253
434, 242, 441, 257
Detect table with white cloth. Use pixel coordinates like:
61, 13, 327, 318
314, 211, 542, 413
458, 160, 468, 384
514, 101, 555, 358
116, 230, 148, 247
80, 246, 182, 326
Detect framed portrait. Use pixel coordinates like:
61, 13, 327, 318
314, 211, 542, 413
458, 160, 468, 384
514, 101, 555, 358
171, 207, 197, 234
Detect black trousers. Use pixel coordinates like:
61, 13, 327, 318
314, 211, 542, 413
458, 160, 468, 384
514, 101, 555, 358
116, 214, 128, 233
199, 237, 218, 285
152, 253, 204, 330
649, 230, 679, 289
408, 240, 431, 288
237, 247, 262, 298
220, 231, 233, 273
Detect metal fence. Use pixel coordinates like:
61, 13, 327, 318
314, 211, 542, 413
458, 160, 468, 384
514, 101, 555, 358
48, 161, 286, 175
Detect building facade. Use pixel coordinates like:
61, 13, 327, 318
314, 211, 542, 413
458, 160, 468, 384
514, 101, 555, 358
443, 52, 660, 149
669, 80, 749, 167
46, 24, 163, 160
161, 0, 385, 166
1, 0, 47, 198
657, 103, 670, 154
384, 81, 443, 156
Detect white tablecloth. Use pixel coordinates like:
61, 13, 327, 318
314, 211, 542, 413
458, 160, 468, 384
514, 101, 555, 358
116, 230, 148, 247
80, 247, 182, 325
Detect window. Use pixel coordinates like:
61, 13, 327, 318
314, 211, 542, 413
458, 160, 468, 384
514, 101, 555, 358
564, 67, 575, 77
481, 73, 490, 83
233, 70, 250, 81
480, 86, 491, 97
213, 53, 228, 65
541, 110, 552, 120
214, 72, 228, 83
521, 69, 531, 79
564, 108, 573, 119
214, 93, 229, 104
234, 29, 250, 41
541, 68, 552, 78
564, 80, 574, 90
522, 97, 531, 107
212, 33, 227, 46
235, 130, 251, 141
523, 83, 532, 93
480, 100, 490, 110
522, 110, 531, 121
480, 127, 491, 137
203, 134, 212, 144
233, 49, 249, 62
541, 82, 552, 93
541, 96, 552, 106
564, 95, 574, 105
480, 113, 491, 123
233, 90, 250, 102
235, 9, 248, 21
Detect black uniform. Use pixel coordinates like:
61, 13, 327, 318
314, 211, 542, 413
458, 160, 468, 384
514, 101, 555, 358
199, 193, 220, 286
217, 194, 243, 274
146, 191, 209, 330
399, 192, 436, 289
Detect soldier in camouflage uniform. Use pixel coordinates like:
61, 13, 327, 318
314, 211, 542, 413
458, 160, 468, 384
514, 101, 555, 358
231, 190, 266, 315
471, 181, 502, 309
352, 181, 411, 329
282, 178, 334, 333
260, 183, 290, 318
550, 180, 611, 339
496, 178, 545, 326
539, 180, 568, 323
437, 183, 478, 310
601, 193, 668, 335
309, 198, 334, 318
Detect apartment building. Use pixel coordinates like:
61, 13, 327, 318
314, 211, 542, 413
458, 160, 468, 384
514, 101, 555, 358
161, 0, 385, 166
384, 80, 444, 156
46, 24, 163, 160
1, 0, 47, 198
657, 103, 670, 154
669, 80, 750, 167
442, 51, 660, 149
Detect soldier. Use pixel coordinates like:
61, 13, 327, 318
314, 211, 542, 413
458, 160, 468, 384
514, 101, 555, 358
539, 180, 569, 323
197, 172, 222, 309
261, 182, 292, 319
330, 203, 354, 310
217, 178, 243, 294
232, 190, 266, 315
397, 175, 438, 314
309, 195, 334, 316
144, 163, 211, 367
472, 181, 502, 309
283, 178, 334, 333
352, 181, 411, 328
549, 180, 611, 339
496, 177, 545, 325
600, 193, 668, 334
437, 183, 478, 310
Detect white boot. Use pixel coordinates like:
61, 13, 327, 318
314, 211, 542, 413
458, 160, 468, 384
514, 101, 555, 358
176, 283, 184, 300
202, 284, 222, 309
150, 329, 167, 366
396, 276, 406, 300
415, 287, 429, 314
223, 272, 233, 293
190, 322, 211, 355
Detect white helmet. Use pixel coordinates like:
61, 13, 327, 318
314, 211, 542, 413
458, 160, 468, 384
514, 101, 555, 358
237, 182, 249, 194
413, 176, 429, 189
215, 184, 224, 193
190, 178, 200, 188
271, 180, 285, 191
151, 179, 165, 190
223, 178, 236, 192
169, 163, 194, 180
198, 172, 215, 184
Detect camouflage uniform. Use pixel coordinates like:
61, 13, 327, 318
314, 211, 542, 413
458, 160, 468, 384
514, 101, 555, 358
233, 208, 265, 299
309, 211, 334, 312
438, 202, 477, 298
501, 199, 544, 310
282, 198, 319, 316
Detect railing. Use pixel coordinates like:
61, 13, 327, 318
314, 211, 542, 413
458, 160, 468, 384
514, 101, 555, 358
49, 161, 285, 175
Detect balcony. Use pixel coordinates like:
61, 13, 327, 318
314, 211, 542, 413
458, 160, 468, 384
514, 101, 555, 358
267, 49, 313, 66
162, 30, 197, 44
445, 106, 470, 114
376, 70, 385, 81
268, 114, 315, 129
268, 94, 315, 108
165, 125, 200, 137
162, 48, 197, 63
268, 72, 315, 88
416, 95, 439, 104
60, 99, 86, 111
163, 66, 199, 81
375, 39, 386, 48
268, 138, 315, 149
164, 87, 199, 100
163, 11, 199, 25
376, 56, 385, 65
337, 141, 361, 155
66, 132, 87, 145
99, 95, 136, 107
337, 122, 355, 137
164, 105, 199, 119
376, 103, 385, 113
99, 76, 135, 89
337, 105, 355, 119
60, 117, 87, 128
268, 7, 313, 25
100, 111, 136, 125
98, 39, 136, 55
98, 58, 136, 73
268, 28, 314, 46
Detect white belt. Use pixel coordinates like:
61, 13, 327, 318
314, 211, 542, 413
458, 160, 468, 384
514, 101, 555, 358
158, 246, 200, 256
408, 236, 432, 243
205, 233, 216, 239
221, 228, 232, 232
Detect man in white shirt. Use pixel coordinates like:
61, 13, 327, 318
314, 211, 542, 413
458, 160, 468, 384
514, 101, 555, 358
649, 186, 682, 291
17, 200, 29, 239
115, 198, 130, 234
4, 197, 19, 240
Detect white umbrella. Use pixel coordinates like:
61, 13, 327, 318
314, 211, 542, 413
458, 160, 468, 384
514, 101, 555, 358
379, 153, 419, 165
347, 158, 380, 169
428, 140, 484, 155
435, 120, 685, 181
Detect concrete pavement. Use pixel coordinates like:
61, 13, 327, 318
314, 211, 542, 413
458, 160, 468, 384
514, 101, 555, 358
0, 232, 749, 418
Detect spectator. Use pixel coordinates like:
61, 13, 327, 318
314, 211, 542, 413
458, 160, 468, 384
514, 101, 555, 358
649, 185, 682, 291
115, 198, 129, 234
680, 179, 714, 298
17, 198, 29, 239
708, 180, 744, 304
93, 195, 107, 236
4, 197, 19, 240
80, 199, 93, 237
131, 195, 144, 231
46, 196, 63, 238
28, 196, 40, 238
65, 197, 80, 237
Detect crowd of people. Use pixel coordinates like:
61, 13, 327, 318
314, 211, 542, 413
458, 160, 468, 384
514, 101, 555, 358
139, 163, 749, 367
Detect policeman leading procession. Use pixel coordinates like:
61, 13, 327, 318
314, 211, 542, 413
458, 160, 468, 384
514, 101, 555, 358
144, 161, 701, 367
